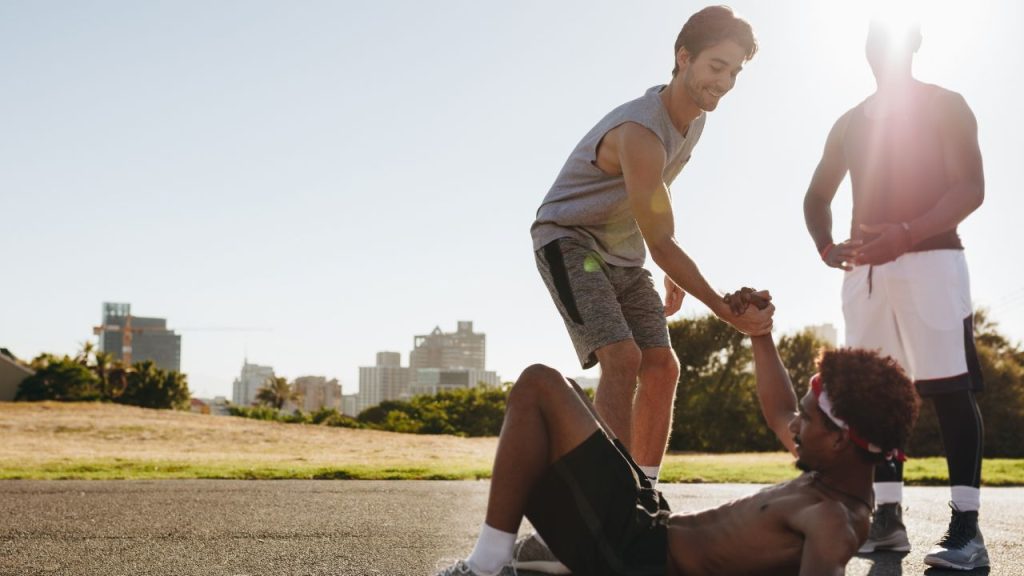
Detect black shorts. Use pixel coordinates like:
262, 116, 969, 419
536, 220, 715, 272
524, 431, 670, 576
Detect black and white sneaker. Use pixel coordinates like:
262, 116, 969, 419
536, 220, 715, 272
858, 503, 911, 553
923, 503, 990, 571
511, 533, 570, 574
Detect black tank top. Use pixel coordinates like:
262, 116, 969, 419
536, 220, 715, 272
843, 84, 963, 251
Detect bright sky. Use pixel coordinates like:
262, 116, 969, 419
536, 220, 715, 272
3, 1, 1022, 399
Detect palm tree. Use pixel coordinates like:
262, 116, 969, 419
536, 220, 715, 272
76, 341, 96, 366
255, 376, 299, 410
93, 351, 114, 399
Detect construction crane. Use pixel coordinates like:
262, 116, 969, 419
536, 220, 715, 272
93, 314, 140, 365
93, 315, 268, 366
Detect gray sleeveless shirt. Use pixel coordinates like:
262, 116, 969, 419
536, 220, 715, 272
530, 85, 706, 267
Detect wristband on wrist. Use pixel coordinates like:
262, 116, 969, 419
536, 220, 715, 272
819, 243, 836, 261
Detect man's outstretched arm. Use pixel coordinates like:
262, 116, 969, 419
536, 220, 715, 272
750, 334, 798, 456
616, 122, 773, 336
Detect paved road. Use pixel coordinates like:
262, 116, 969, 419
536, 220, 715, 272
0, 480, 1015, 575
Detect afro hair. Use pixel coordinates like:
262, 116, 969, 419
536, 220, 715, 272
818, 348, 920, 462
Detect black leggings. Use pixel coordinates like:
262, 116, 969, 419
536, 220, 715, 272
874, 390, 984, 487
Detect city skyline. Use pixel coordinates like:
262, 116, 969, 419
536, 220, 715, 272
3, 1, 1022, 400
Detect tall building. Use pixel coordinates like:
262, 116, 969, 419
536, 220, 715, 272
96, 302, 181, 372
406, 321, 497, 396
341, 394, 359, 417
806, 323, 839, 347
357, 351, 409, 415
292, 376, 342, 412
232, 361, 275, 406
409, 321, 485, 372
410, 367, 500, 396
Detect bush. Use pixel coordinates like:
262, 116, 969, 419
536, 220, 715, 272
356, 385, 509, 437
114, 361, 191, 410
16, 355, 101, 402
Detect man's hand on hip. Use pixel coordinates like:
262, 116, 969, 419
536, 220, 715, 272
854, 223, 912, 265
820, 239, 862, 271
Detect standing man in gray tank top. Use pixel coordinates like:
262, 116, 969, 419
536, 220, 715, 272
803, 17, 987, 571
531, 6, 772, 491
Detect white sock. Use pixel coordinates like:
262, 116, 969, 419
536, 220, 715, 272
640, 465, 660, 488
951, 486, 981, 512
873, 482, 903, 505
467, 523, 516, 575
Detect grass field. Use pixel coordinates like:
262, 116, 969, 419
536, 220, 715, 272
2, 401, 1022, 484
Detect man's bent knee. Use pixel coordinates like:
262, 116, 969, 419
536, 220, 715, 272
596, 340, 643, 379
512, 364, 569, 404
641, 348, 681, 388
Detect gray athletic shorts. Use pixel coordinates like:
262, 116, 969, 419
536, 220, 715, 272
536, 238, 670, 369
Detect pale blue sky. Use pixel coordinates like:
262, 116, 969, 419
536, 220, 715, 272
2, 1, 1021, 399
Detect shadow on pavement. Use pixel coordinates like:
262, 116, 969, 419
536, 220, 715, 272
924, 568, 990, 576
858, 551, 909, 575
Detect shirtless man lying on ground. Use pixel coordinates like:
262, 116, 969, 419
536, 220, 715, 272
434, 290, 920, 576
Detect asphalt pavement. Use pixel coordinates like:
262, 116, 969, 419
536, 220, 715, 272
0, 480, 1017, 575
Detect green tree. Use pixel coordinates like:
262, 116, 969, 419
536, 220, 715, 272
356, 386, 509, 437
16, 354, 101, 401
776, 329, 831, 398
116, 360, 191, 410
668, 317, 833, 453
255, 376, 299, 410
92, 351, 116, 400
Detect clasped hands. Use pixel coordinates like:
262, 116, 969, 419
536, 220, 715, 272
722, 287, 774, 337
823, 223, 913, 270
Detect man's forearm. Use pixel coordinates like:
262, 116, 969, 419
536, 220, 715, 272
803, 193, 835, 253
906, 185, 984, 246
649, 240, 726, 316
751, 334, 798, 454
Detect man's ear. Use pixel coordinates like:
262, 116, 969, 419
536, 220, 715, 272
676, 47, 692, 73
832, 429, 851, 451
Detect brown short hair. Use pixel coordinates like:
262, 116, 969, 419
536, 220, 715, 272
818, 348, 920, 462
673, 5, 758, 76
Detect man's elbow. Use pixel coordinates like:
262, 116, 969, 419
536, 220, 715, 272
647, 237, 677, 265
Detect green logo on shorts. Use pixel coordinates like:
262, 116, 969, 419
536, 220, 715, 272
583, 253, 603, 273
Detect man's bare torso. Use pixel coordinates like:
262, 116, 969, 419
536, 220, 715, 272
666, 473, 871, 576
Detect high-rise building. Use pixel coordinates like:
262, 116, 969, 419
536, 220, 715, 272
410, 367, 500, 396
341, 394, 359, 417
97, 302, 181, 372
409, 321, 485, 372
357, 351, 409, 414
292, 376, 342, 412
806, 323, 839, 347
232, 361, 275, 406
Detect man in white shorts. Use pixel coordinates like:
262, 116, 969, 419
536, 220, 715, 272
803, 17, 987, 571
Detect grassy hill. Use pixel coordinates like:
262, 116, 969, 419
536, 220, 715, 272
2, 402, 1021, 484
0, 401, 496, 480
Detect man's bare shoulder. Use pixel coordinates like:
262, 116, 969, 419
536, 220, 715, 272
926, 84, 974, 116
616, 121, 667, 151
790, 494, 864, 544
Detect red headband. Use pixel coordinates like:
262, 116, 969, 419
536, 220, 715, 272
810, 373, 906, 462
